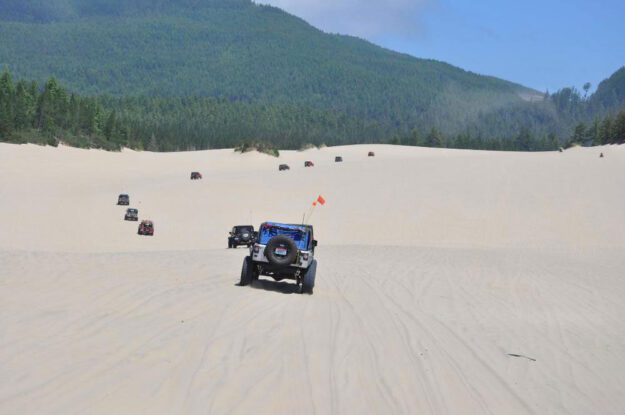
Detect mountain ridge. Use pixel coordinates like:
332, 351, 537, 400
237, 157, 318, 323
0, 0, 538, 137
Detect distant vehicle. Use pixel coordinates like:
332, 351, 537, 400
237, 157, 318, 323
117, 194, 130, 205
240, 222, 317, 294
124, 208, 139, 221
190, 172, 203, 180
335, 156, 343, 163
368, 151, 375, 157
138, 220, 154, 236
304, 161, 315, 167
279, 164, 290, 171
600, 153, 604, 158
229, 225, 256, 248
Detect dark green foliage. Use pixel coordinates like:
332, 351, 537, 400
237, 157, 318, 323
234, 141, 280, 157
0, 69, 123, 150
1, 68, 624, 153
425, 128, 445, 148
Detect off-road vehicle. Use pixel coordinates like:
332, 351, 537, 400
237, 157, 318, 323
117, 194, 130, 205
335, 156, 343, 163
368, 151, 375, 157
240, 222, 317, 294
124, 208, 139, 221
279, 164, 290, 171
228, 225, 256, 248
190, 172, 203, 180
138, 220, 154, 236
304, 161, 315, 167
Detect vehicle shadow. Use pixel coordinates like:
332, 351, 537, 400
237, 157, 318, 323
249, 279, 300, 295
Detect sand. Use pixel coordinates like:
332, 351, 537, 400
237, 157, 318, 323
1, 143, 624, 414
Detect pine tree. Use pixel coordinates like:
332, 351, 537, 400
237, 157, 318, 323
614, 110, 625, 144
570, 123, 587, 146
0, 70, 15, 138
425, 128, 444, 148
401, 128, 421, 146
148, 133, 158, 151
104, 110, 116, 141
599, 116, 613, 145
515, 128, 532, 151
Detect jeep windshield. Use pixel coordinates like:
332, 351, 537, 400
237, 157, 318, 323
259, 224, 309, 250
235, 227, 253, 233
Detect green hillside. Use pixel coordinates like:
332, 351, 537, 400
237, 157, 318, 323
0, 0, 537, 136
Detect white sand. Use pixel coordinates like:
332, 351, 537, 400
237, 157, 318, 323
1, 143, 624, 414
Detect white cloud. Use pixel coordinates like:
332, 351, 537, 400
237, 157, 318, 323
258, 0, 432, 39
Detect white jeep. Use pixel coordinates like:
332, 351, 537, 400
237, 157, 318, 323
239, 222, 318, 294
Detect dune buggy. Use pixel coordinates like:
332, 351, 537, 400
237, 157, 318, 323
240, 222, 317, 294
335, 156, 343, 162
305, 161, 315, 167
229, 225, 256, 248
191, 172, 203, 180
279, 164, 290, 171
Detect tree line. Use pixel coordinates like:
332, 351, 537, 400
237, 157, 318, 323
1, 70, 624, 153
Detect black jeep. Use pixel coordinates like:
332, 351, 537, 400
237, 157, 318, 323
229, 225, 256, 248
335, 156, 343, 163
117, 194, 130, 205
279, 164, 290, 171
240, 222, 317, 294
124, 208, 139, 221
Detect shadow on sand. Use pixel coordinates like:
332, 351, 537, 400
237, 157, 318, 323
243, 278, 300, 295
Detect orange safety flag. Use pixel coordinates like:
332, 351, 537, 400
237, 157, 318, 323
317, 195, 326, 205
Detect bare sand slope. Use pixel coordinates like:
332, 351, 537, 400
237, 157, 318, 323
1, 143, 625, 414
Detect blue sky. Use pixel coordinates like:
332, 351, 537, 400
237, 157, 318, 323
261, 0, 625, 92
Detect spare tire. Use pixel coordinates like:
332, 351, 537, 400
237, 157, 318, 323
265, 235, 298, 266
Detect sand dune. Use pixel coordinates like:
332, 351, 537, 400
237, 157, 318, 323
1, 143, 624, 414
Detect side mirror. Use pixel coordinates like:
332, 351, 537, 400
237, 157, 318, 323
313, 240, 318, 247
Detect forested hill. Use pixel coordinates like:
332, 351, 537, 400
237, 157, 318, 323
0, 0, 537, 136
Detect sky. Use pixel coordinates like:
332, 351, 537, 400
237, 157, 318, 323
260, 0, 625, 92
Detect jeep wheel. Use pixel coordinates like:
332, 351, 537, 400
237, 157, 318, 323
302, 260, 317, 295
240, 257, 254, 286
265, 235, 298, 266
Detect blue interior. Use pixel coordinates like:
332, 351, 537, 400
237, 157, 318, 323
259, 223, 309, 250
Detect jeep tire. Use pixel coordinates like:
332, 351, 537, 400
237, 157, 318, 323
301, 259, 317, 295
265, 235, 298, 266
240, 256, 255, 286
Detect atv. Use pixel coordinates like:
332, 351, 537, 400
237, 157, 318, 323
229, 225, 256, 248
335, 156, 343, 163
279, 164, 290, 171
124, 208, 139, 221
138, 220, 154, 236
304, 161, 315, 167
117, 194, 130, 205
240, 222, 317, 294
190, 172, 203, 180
